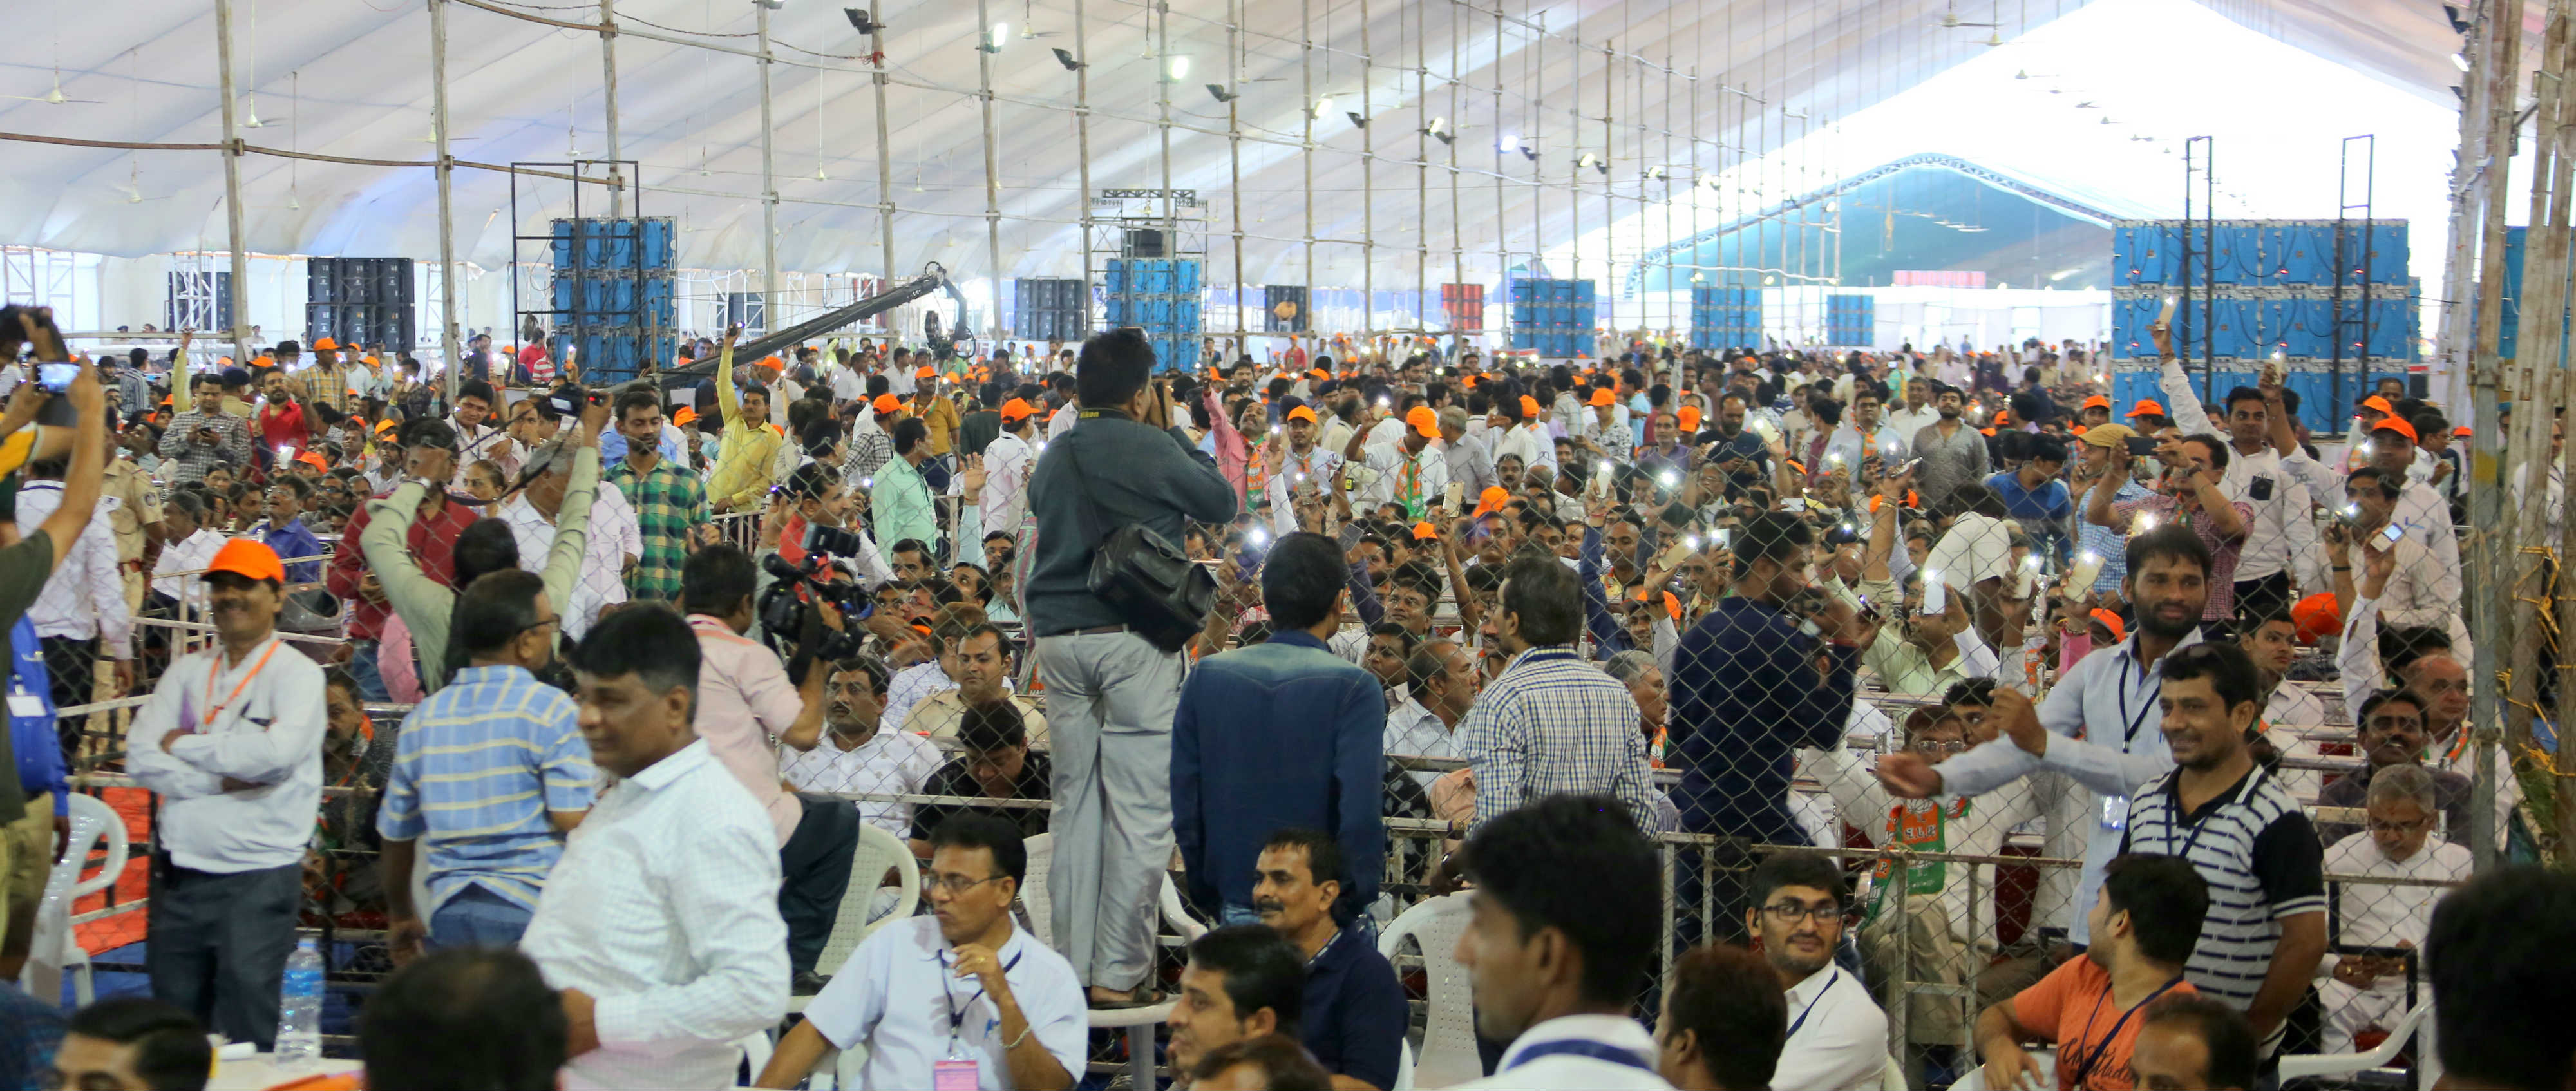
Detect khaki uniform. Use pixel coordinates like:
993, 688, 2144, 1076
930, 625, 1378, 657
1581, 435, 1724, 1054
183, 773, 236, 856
103, 458, 161, 611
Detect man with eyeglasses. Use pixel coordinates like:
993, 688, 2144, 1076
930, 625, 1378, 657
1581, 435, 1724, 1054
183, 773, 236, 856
2316, 763, 2469, 1056
779, 656, 943, 838
379, 571, 594, 960
1743, 855, 1886, 1091
2313, 689, 2473, 847
910, 703, 1052, 858
755, 813, 1086, 1091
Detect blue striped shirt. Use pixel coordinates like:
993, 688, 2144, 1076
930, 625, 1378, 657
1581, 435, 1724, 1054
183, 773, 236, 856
377, 664, 596, 913
1459, 646, 1660, 832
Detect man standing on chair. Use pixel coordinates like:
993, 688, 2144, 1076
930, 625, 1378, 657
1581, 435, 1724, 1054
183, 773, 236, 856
753, 813, 1086, 1090
124, 539, 328, 1050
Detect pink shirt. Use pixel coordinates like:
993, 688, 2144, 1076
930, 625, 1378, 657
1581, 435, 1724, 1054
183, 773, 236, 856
687, 614, 805, 845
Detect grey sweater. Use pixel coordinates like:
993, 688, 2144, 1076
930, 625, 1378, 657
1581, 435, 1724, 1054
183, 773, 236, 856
1024, 408, 1239, 636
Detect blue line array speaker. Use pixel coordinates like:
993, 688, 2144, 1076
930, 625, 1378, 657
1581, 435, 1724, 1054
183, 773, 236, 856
1508, 279, 1597, 357
1825, 294, 1873, 348
1102, 258, 1202, 371
2112, 219, 2406, 288
1688, 287, 1760, 352
548, 216, 677, 383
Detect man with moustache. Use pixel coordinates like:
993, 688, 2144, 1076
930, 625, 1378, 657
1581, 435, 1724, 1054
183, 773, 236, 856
1247, 828, 1405, 1091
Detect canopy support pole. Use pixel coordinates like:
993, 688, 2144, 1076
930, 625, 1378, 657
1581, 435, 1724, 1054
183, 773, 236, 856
757, 1, 779, 333
600, 0, 623, 218
214, 0, 252, 366
430, 0, 460, 401
2469, 0, 2530, 872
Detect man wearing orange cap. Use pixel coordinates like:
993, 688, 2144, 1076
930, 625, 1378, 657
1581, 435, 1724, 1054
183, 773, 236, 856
2078, 394, 2112, 430
125, 537, 328, 1051
982, 397, 1039, 533
1261, 403, 1345, 536
1356, 405, 1450, 521
1573, 385, 1634, 460
911, 366, 961, 464
2278, 406, 2462, 616
1486, 393, 1558, 483
2125, 399, 2170, 432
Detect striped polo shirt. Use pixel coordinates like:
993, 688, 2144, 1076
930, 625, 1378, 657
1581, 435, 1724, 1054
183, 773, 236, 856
377, 664, 599, 914
2121, 763, 2324, 1050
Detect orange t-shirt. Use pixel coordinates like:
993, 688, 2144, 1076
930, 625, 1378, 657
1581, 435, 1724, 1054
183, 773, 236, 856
2012, 956, 2197, 1091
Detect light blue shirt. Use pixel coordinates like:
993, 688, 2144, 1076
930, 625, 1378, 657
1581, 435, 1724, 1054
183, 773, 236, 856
377, 664, 596, 914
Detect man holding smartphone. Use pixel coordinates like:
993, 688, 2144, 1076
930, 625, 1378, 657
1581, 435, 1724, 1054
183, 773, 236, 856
2150, 324, 2302, 621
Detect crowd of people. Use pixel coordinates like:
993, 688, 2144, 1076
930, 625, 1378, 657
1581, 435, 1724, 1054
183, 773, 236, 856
0, 298, 2557, 1091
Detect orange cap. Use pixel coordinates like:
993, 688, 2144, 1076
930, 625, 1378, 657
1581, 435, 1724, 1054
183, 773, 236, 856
1285, 405, 1319, 424
1308, 368, 1329, 381
2361, 395, 2396, 415
2126, 399, 2166, 419
2454, 424, 2472, 437
999, 397, 1035, 421
1588, 388, 1616, 407
1411, 520, 1439, 541
2370, 416, 2418, 443
916, 366, 937, 379
1520, 395, 1543, 419
1678, 406, 1702, 432
874, 394, 904, 414
205, 538, 285, 583
2088, 608, 2127, 643
1472, 486, 1510, 517
1405, 406, 1442, 440
672, 406, 699, 426
2081, 394, 2110, 410
310, 337, 339, 351
2291, 591, 2341, 643
296, 451, 328, 471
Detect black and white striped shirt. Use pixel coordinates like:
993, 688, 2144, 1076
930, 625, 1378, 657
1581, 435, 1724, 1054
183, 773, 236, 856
2121, 764, 2325, 1049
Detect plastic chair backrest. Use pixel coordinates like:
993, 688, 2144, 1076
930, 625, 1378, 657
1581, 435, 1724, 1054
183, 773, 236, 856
1881, 1053, 1909, 1091
1376, 892, 1478, 1087
1016, 833, 1053, 947
43, 794, 126, 912
814, 824, 920, 979
1160, 872, 1208, 943
2278, 1003, 2431, 1081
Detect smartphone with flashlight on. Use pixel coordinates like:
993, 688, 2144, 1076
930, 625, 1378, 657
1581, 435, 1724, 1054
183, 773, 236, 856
1920, 570, 1947, 616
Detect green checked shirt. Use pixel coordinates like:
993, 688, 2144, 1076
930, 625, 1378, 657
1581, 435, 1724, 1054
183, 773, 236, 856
609, 453, 709, 601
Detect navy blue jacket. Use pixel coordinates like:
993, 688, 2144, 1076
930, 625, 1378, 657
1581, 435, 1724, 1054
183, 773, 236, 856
1670, 596, 1860, 846
1172, 629, 1387, 916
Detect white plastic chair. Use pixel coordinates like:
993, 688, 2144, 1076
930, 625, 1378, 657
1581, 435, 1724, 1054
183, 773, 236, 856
1016, 833, 1053, 945
1880, 1053, 1909, 1091
1086, 873, 1206, 1089
2278, 1002, 2434, 1085
1377, 891, 1479, 1089
1947, 1047, 2055, 1091
788, 825, 920, 1015
1390, 1038, 1416, 1091
21, 793, 129, 1009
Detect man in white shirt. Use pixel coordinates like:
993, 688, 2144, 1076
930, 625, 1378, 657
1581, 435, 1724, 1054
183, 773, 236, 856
1350, 406, 1449, 521
125, 539, 328, 1051
981, 398, 1039, 534
1263, 404, 1346, 536
147, 492, 225, 612
780, 656, 943, 834
1385, 638, 1477, 791
1486, 395, 1559, 482
524, 605, 790, 1091
1882, 376, 1942, 448
495, 439, 629, 639
15, 449, 135, 704
1747, 855, 1888, 1091
2158, 346, 2302, 618
2317, 764, 2472, 1054
1450, 795, 1673, 1090
755, 814, 1085, 1090
1823, 387, 1904, 474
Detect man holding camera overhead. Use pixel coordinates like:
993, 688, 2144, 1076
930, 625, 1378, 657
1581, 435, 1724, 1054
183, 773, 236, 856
676, 542, 851, 994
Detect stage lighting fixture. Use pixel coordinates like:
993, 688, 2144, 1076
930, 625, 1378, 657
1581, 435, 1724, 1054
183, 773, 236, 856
1053, 48, 1084, 70
842, 7, 877, 33
1346, 111, 1368, 129
1207, 84, 1238, 103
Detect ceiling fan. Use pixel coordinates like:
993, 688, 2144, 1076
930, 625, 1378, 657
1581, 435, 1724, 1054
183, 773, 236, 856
409, 124, 481, 143
107, 162, 167, 204
1017, 0, 1062, 39
1934, 3, 2002, 29
4, 69, 100, 105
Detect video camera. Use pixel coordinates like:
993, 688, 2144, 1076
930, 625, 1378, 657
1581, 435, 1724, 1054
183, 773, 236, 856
757, 540, 871, 665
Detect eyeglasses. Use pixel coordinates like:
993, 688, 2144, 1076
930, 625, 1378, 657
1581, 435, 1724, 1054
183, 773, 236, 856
518, 616, 562, 636
929, 872, 1010, 896
1907, 738, 1968, 756
1760, 901, 1849, 925
2366, 817, 2432, 835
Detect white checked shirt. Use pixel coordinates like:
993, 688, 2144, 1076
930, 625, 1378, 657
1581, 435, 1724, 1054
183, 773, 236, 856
779, 726, 945, 835
12, 481, 133, 659
522, 739, 790, 1091
1385, 697, 1461, 791
1264, 446, 1346, 536
1460, 646, 1658, 833
495, 495, 627, 641
123, 634, 328, 872
981, 430, 1034, 534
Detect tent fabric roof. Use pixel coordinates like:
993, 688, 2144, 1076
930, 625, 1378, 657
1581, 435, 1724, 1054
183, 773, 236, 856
0, 0, 2488, 285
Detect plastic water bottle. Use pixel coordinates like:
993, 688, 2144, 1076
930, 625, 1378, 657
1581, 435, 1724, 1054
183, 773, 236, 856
275, 938, 324, 1066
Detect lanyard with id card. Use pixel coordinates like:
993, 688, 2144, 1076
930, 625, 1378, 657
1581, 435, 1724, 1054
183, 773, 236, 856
936, 948, 1023, 1090
2101, 656, 2163, 833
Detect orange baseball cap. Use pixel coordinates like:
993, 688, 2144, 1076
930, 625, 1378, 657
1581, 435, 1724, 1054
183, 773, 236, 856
999, 397, 1035, 421
2088, 608, 2126, 643
205, 538, 285, 583
1588, 388, 1616, 407
296, 451, 329, 471
2370, 416, 2418, 443
1678, 406, 1702, 432
2454, 424, 2472, 437
2081, 394, 2110, 410
2361, 395, 2396, 415
1472, 486, 1510, 517
2126, 399, 2166, 419
916, 366, 937, 379
1285, 405, 1319, 424
1519, 395, 1543, 418
1406, 406, 1442, 440
672, 406, 699, 426
1411, 520, 1439, 541
310, 337, 339, 351
873, 394, 904, 414
2291, 591, 2341, 643
1308, 368, 1329, 381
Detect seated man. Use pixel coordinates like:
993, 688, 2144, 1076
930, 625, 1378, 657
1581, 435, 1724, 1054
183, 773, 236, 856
901, 621, 1049, 746
755, 814, 1086, 1090
1654, 944, 1788, 1091
1976, 853, 2207, 1091
778, 654, 944, 835
361, 947, 566, 1091
1166, 925, 1308, 1091
1191, 1034, 1336, 1091
52, 998, 207, 1091
2315, 689, 2473, 846
2318, 764, 2471, 1054
1745, 854, 1886, 1091
909, 702, 1052, 857
2129, 996, 2259, 1091
1251, 828, 1406, 1091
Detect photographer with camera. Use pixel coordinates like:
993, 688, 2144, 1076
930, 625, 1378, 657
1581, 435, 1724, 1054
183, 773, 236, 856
677, 544, 855, 994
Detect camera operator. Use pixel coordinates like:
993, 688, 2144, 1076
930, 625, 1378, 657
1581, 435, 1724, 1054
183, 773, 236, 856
676, 544, 857, 995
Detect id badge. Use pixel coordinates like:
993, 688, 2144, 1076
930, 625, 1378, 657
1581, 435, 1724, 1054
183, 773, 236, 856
2100, 794, 2130, 832
933, 1058, 980, 1091
6, 694, 41, 718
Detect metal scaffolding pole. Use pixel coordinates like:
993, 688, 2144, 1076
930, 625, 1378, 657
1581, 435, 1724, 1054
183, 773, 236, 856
2439, 1, 2500, 409
600, 0, 623, 216
1361, 0, 1376, 346
1072, 0, 1094, 339
1446, 0, 1463, 338
428, 0, 460, 399
977, 0, 1004, 342
1492, 7, 1505, 319
2467, 0, 2528, 872
1300, 0, 1314, 345
1569, 23, 1581, 293
1157, 0, 1177, 351
214, 0, 252, 367
1228, 0, 1244, 343
870, 0, 893, 296
755, 2, 779, 330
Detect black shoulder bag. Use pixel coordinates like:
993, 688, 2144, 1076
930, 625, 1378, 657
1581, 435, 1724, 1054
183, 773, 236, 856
1060, 427, 1217, 653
